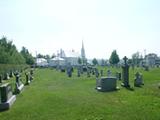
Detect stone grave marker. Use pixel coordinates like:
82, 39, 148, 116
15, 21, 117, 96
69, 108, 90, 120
15, 74, 24, 93
60, 66, 65, 72
25, 72, 31, 85
96, 77, 117, 92
95, 68, 99, 78
87, 68, 90, 77
92, 68, 95, 75
0, 75, 2, 83
77, 68, 81, 77
121, 56, 130, 87
9, 71, 14, 78
0, 83, 16, 110
30, 69, 34, 81
134, 72, 144, 87
4, 73, 10, 80
100, 70, 103, 76
107, 70, 112, 77
144, 66, 149, 71
67, 66, 72, 77
116, 72, 121, 80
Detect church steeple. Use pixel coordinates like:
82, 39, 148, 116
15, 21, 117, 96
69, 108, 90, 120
81, 40, 86, 59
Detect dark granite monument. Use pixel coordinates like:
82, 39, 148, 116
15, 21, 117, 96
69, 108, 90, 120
9, 71, 14, 78
0, 75, 2, 83
121, 56, 130, 87
0, 83, 16, 110
96, 77, 117, 92
77, 68, 80, 77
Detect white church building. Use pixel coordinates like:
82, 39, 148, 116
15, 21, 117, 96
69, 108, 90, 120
55, 41, 86, 66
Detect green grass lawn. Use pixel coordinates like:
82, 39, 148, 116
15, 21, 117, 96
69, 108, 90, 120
0, 67, 160, 120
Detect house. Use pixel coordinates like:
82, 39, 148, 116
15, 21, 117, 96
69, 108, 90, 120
145, 53, 160, 66
48, 57, 65, 67
36, 58, 48, 67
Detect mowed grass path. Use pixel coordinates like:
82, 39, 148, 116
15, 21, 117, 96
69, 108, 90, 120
0, 68, 160, 120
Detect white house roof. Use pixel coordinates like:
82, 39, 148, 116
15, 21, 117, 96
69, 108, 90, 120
36, 58, 47, 63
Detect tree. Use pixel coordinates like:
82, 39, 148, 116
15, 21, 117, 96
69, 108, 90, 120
51, 53, 56, 58
109, 50, 120, 65
100, 59, 106, 66
21, 47, 35, 65
0, 37, 25, 64
92, 58, 98, 66
132, 52, 143, 65
37, 53, 44, 58
78, 57, 82, 64
44, 54, 50, 63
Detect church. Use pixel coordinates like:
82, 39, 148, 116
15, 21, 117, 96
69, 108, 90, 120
51, 41, 86, 66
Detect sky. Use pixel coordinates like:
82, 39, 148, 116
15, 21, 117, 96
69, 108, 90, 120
0, 0, 160, 59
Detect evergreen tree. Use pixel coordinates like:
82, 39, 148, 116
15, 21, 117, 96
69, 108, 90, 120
92, 58, 98, 65
78, 57, 82, 64
20, 46, 35, 65
0, 37, 25, 64
109, 50, 120, 65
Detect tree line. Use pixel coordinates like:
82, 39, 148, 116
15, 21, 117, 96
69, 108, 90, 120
0, 37, 34, 65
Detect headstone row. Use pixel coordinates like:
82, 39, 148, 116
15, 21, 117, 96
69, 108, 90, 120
0, 83, 16, 111
0, 69, 34, 111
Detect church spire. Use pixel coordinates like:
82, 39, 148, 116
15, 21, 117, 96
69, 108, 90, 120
81, 40, 86, 59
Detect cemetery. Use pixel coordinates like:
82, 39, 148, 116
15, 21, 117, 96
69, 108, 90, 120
0, 38, 160, 119
1, 0, 160, 119
0, 65, 160, 120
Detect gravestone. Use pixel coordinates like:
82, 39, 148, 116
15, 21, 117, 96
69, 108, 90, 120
15, 74, 24, 93
0, 83, 16, 110
67, 65, 72, 77
92, 68, 95, 75
60, 66, 65, 72
121, 56, 130, 87
30, 69, 34, 81
80, 66, 83, 74
25, 72, 30, 85
0, 75, 2, 83
4, 73, 10, 80
116, 72, 121, 80
96, 77, 117, 92
95, 68, 99, 78
87, 69, 90, 77
100, 70, 103, 76
82, 66, 87, 72
9, 71, 14, 78
77, 68, 81, 77
107, 70, 111, 77
134, 72, 144, 87
144, 66, 149, 71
